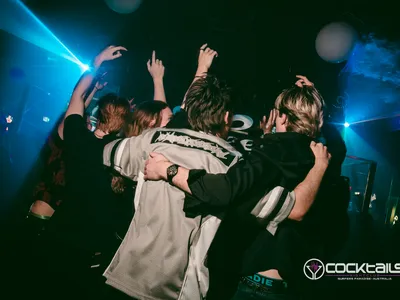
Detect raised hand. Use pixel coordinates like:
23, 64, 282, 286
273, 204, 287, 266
260, 109, 278, 134
128, 98, 136, 111
147, 51, 165, 80
94, 72, 108, 90
196, 44, 218, 76
310, 141, 331, 167
295, 75, 314, 88
95, 45, 127, 67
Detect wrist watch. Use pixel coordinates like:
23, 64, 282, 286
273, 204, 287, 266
167, 164, 179, 184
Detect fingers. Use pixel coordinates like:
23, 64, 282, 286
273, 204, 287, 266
203, 48, 218, 57
113, 46, 128, 52
296, 75, 307, 80
267, 110, 273, 124
272, 108, 278, 120
147, 59, 151, 71
152, 51, 156, 64
113, 51, 122, 58
295, 75, 314, 87
200, 44, 218, 57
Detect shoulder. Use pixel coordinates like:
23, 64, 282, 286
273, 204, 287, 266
63, 114, 86, 137
64, 114, 84, 127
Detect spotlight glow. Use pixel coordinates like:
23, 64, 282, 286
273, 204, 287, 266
0, 0, 86, 69
80, 64, 90, 72
344, 122, 350, 128
43, 116, 50, 123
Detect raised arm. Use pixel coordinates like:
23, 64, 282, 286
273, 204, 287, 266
83, 76, 108, 109
181, 44, 218, 109
147, 51, 166, 103
58, 46, 126, 140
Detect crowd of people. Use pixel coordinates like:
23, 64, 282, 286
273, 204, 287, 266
8, 43, 349, 300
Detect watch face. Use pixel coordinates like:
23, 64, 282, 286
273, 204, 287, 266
167, 164, 178, 177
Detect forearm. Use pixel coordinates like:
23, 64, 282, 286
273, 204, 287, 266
65, 57, 102, 117
84, 86, 98, 108
172, 167, 191, 193
172, 150, 267, 207
289, 162, 328, 221
59, 58, 102, 140
153, 78, 166, 103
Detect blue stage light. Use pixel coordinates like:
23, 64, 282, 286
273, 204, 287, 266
344, 122, 350, 128
80, 64, 90, 72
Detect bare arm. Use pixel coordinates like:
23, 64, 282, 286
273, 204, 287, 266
58, 45, 126, 140
147, 51, 166, 103
289, 142, 330, 221
289, 162, 327, 220
83, 78, 107, 109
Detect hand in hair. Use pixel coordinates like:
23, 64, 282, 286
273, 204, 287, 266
260, 109, 278, 135
295, 75, 314, 88
147, 51, 165, 81
94, 45, 127, 67
196, 44, 218, 76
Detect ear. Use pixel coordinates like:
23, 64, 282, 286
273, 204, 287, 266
224, 111, 231, 125
277, 113, 287, 126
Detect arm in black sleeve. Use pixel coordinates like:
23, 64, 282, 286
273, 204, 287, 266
184, 148, 280, 212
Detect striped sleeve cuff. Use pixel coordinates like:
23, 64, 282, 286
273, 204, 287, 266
103, 138, 125, 169
250, 187, 296, 235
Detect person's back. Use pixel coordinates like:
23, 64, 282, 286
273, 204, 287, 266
103, 127, 241, 300
104, 75, 243, 300
47, 91, 131, 253
48, 114, 119, 251
210, 78, 328, 300
275, 124, 350, 294
206, 132, 315, 299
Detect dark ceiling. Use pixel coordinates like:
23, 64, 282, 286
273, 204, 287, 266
11, 0, 400, 116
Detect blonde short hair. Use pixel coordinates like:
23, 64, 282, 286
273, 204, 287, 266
275, 86, 325, 138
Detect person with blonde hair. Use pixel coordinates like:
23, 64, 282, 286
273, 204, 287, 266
273, 75, 324, 138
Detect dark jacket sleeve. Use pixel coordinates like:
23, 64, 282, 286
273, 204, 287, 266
184, 147, 281, 214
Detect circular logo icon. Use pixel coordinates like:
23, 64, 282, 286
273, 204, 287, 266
303, 258, 325, 280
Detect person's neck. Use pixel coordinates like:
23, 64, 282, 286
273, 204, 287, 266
94, 129, 108, 139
